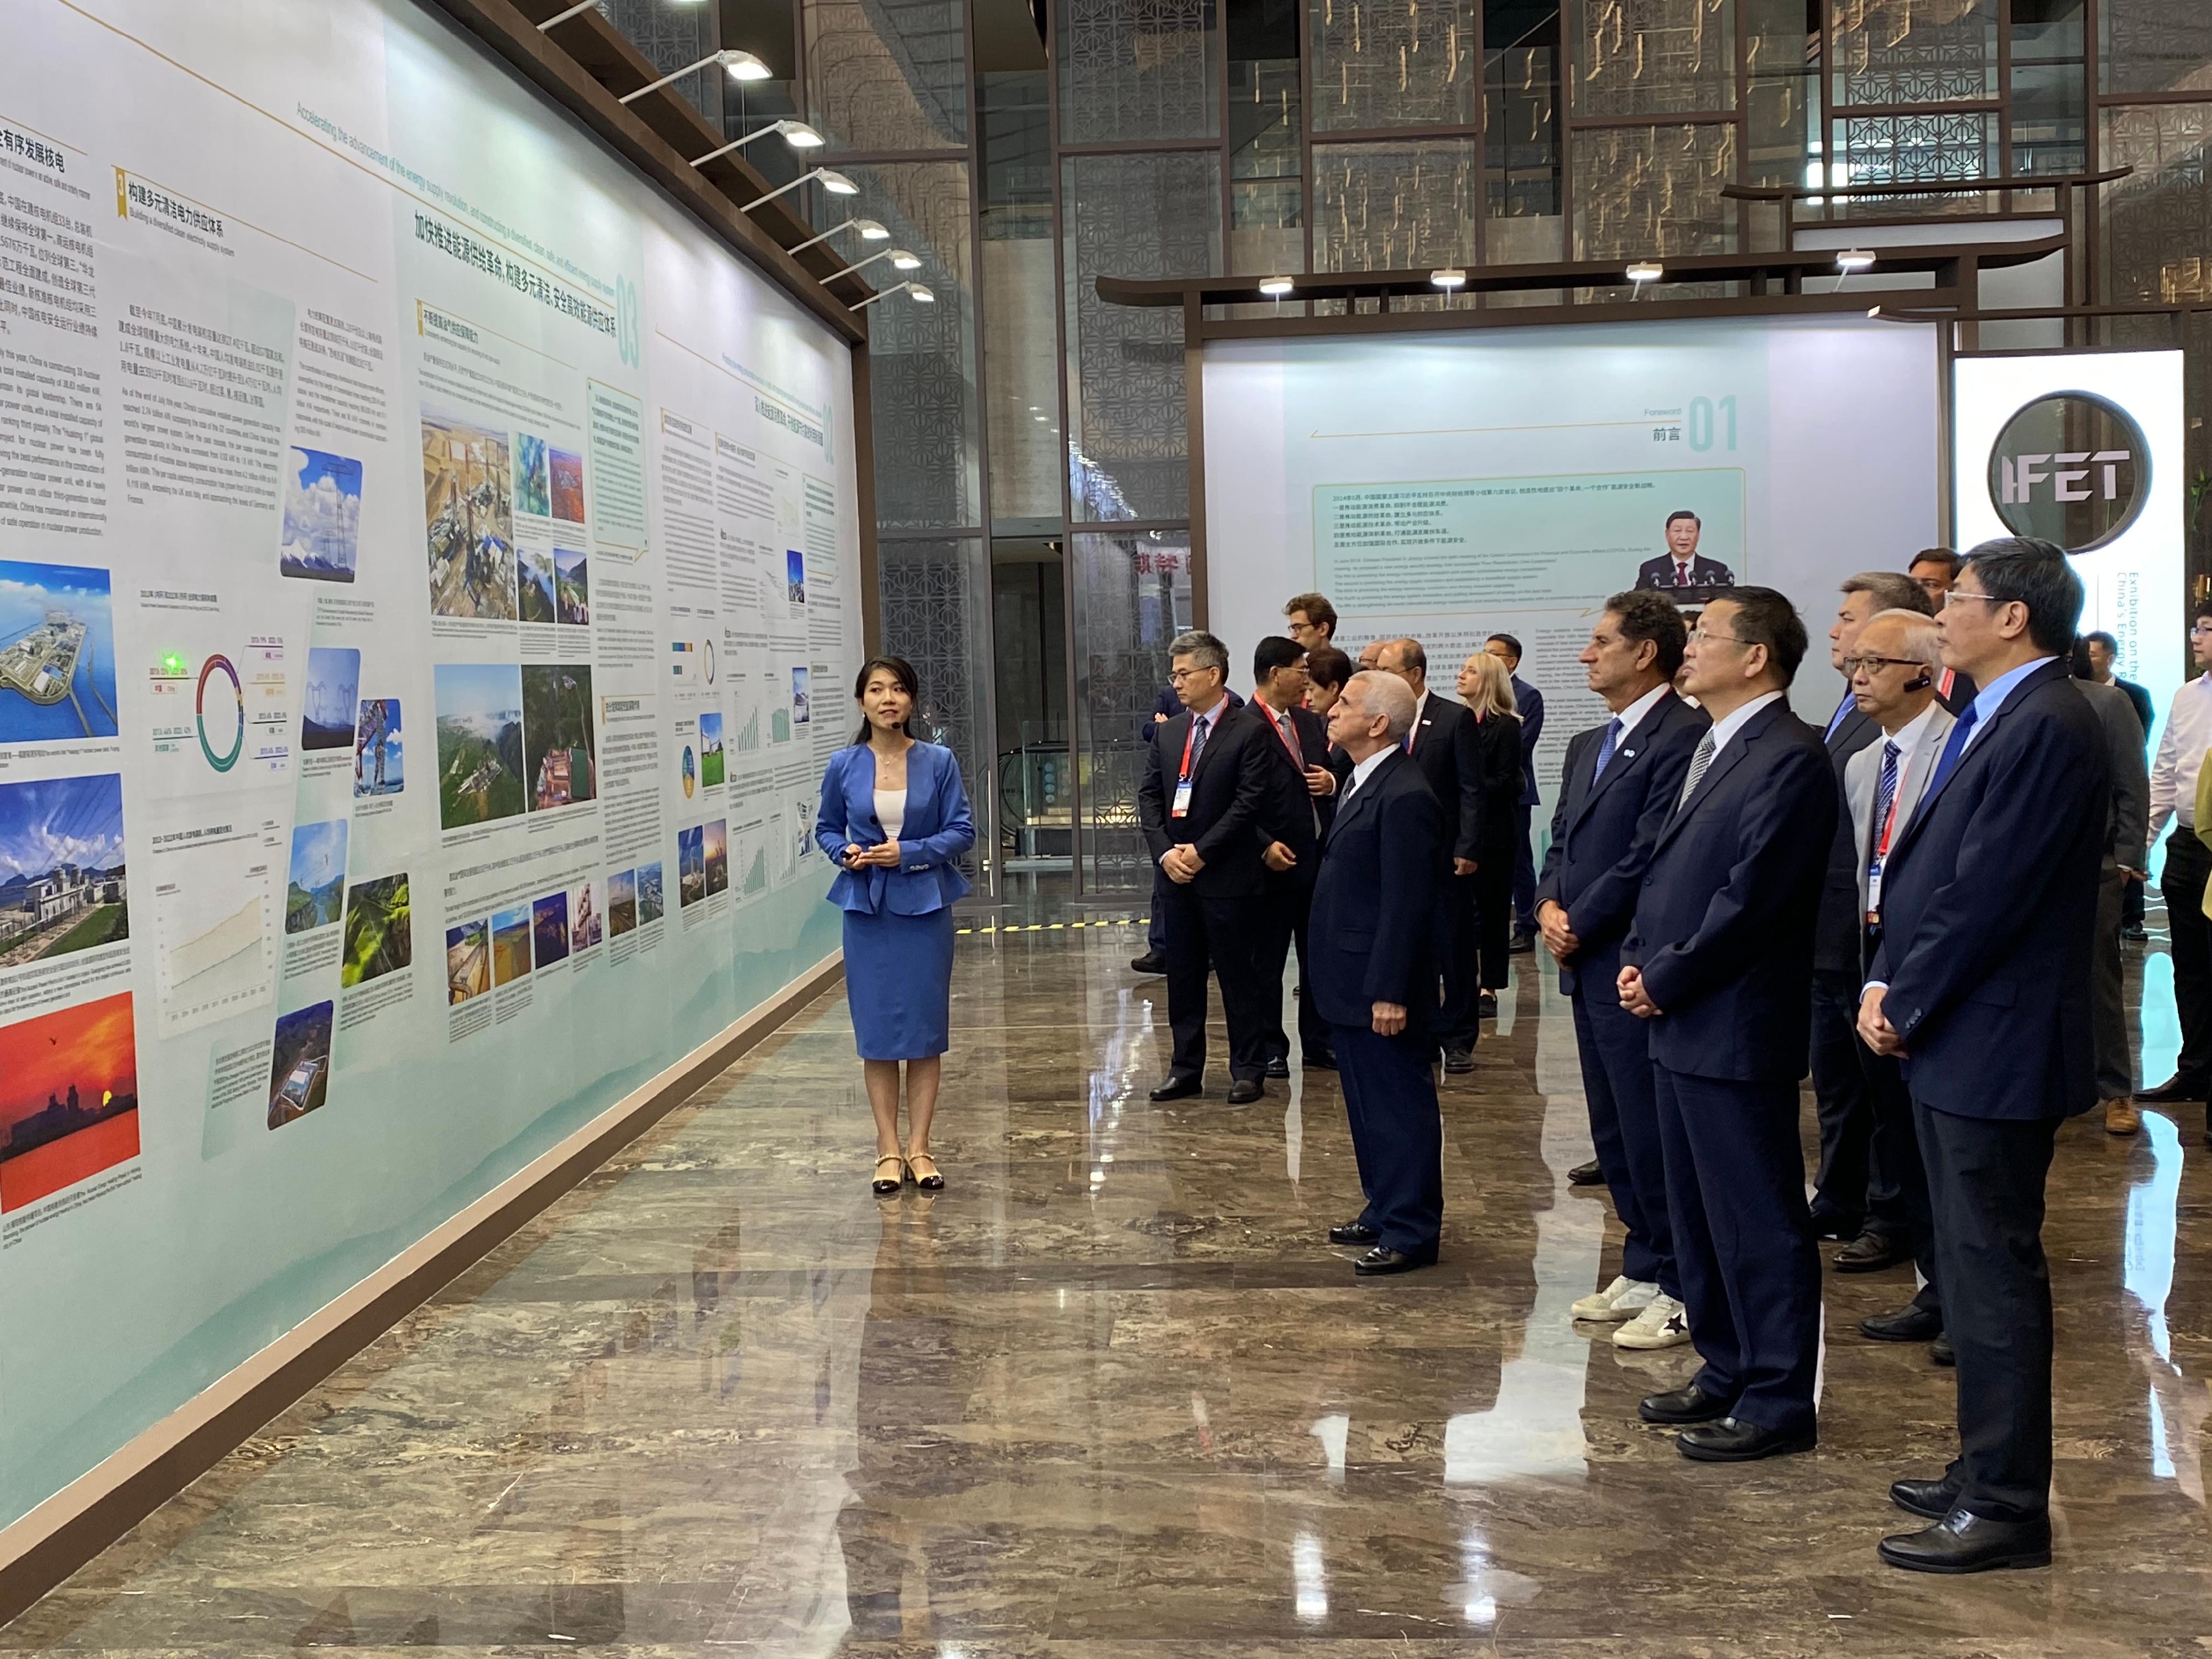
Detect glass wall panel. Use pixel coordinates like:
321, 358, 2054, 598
1568, 0, 1736, 117
1062, 152, 1223, 522
1071, 529, 1194, 889
1308, 0, 1480, 131
803, 0, 969, 152
2100, 0, 2212, 97
980, 71, 1061, 525
824, 163, 983, 530
1830, 0, 1998, 107
1571, 121, 1736, 255
1058, 0, 1222, 142
877, 537, 997, 879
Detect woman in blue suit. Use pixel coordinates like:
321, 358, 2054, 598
816, 655, 975, 1194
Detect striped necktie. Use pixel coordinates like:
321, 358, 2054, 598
1674, 729, 1716, 811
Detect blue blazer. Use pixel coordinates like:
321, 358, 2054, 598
1533, 690, 1708, 994
1623, 697, 1835, 1083
1868, 660, 2109, 1121
815, 740, 975, 916
1307, 750, 1441, 1029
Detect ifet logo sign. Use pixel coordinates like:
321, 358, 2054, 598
1985, 390, 2150, 554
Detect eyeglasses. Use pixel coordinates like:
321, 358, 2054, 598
1941, 589, 2010, 609
1841, 654, 1927, 676
1167, 665, 1220, 684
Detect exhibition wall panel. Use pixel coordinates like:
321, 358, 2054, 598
0, 0, 861, 1527
1201, 318, 1942, 839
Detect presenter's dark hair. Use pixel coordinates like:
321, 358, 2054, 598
1306, 644, 1353, 691
1666, 509, 1701, 528
1717, 586, 1808, 685
1962, 536, 2083, 654
1485, 632, 1524, 662
1253, 634, 1306, 684
851, 654, 920, 744
1604, 589, 1688, 677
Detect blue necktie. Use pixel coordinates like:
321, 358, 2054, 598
1592, 717, 1623, 782
1927, 702, 1979, 796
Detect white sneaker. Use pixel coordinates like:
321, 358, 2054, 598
1611, 1293, 1693, 1349
1571, 1276, 1659, 1323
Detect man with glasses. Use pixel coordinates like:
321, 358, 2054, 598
1838, 609, 1953, 1365
1859, 538, 2108, 1573
1618, 589, 1833, 1464
2142, 604, 2212, 1112
1138, 631, 1279, 1105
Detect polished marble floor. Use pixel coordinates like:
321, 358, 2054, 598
8, 894, 2212, 1656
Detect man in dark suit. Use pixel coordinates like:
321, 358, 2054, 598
1811, 572, 1936, 1264
1860, 538, 2109, 1573
1486, 633, 1546, 950
1374, 638, 1484, 1072
1634, 509, 1735, 591
1249, 635, 1339, 1074
1535, 591, 1707, 1349
1308, 669, 1444, 1275
1618, 588, 1834, 1463
1137, 630, 1276, 1105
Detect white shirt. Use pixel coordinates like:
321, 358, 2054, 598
1611, 681, 1672, 743
2151, 672, 2212, 837
1342, 747, 1394, 803
1704, 689, 1785, 759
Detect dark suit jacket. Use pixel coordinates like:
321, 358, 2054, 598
1406, 692, 1482, 866
1533, 690, 1708, 994
1308, 750, 1441, 1029
1467, 712, 1525, 862
1510, 675, 1544, 806
1636, 553, 1736, 590
1624, 697, 1837, 1082
1251, 700, 1332, 884
1869, 660, 2110, 1121
1814, 696, 1882, 973
1137, 701, 1274, 899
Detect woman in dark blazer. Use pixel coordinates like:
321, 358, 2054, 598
1455, 650, 1526, 1000
815, 656, 975, 1193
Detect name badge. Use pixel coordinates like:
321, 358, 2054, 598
1171, 780, 1193, 818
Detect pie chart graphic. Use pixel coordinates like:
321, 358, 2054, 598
196, 653, 244, 772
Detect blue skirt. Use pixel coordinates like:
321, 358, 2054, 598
843, 905, 956, 1060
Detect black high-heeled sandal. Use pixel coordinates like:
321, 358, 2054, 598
872, 1154, 905, 1195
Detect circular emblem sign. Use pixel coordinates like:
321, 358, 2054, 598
1986, 391, 2150, 554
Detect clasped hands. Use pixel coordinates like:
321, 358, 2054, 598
842, 839, 902, 869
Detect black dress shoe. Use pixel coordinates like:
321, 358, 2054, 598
1567, 1158, 1605, 1187
1834, 1230, 1911, 1274
1328, 1220, 1380, 1245
1130, 951, 1167, 975
1509, 931, 1536, 954
1477, 991, 1499, 1018
1879, 1510, 2051, 1573
1860, 1305, 1944, 1343
1149, 1074, 1203, 1100
1677, 1417, 1817, 1463
1442, 1046, 1475, 1073
1931, 1334, 1955, 1366
1353, 1244, 1436, 1276
1890, 1475, 1963, 1520
1225, 1077, 1264, 1105
1264, 1055, 1291, 1079
1638, 1383, 1733, 1426
2140, 1071, 2209, 1103
1303, 1047, 1337, 1070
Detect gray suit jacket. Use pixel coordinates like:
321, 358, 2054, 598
2076, 677, 2150, 870
1845, 702, 1957, 933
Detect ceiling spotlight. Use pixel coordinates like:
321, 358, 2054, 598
1626, 260, 1663, 284
1835, 248, 1876, 273
1430, 267, 1467, 290
1258, 275, 1295, 298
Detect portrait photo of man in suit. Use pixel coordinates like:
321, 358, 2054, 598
1635, 509, 1737, 592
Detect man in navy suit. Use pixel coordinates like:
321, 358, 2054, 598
1634, 510, 1735, 591
1619, 587, 1834, 1462
1535, 591, 1707, 1350
1308, 670, 1444, 1276
1249, 635, 1339, 1074
1859, 538, 2108, 1573
1485, 633, 1546, 949
1137, 632, 1276, 1105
